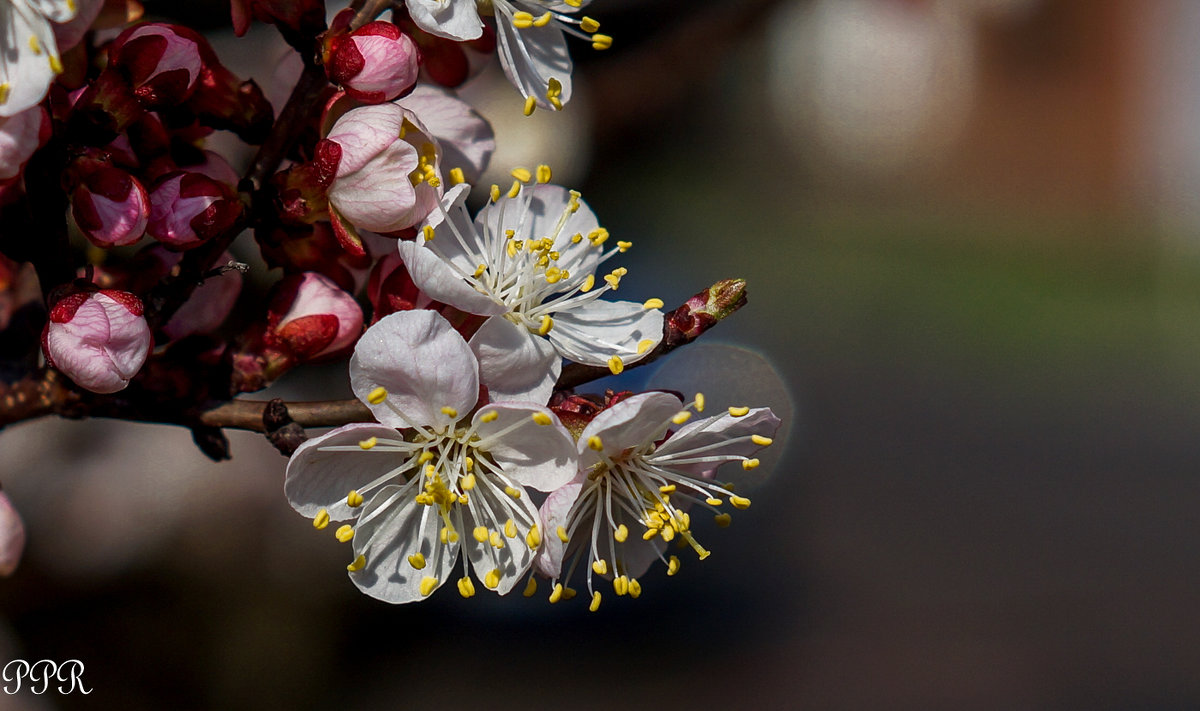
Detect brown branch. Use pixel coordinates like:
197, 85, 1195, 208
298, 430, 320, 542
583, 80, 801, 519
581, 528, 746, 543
199, 397, 371, 432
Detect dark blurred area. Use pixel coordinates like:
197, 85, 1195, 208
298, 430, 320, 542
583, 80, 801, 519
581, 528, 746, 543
5, 0, 1200, 708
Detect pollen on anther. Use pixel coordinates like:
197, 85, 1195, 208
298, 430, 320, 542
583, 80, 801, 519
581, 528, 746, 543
473, 526, 489, 542
523, 96, 537, 116
489, 531, 505, 549
580, 16, 600, 33
695, 393, 706, 412
532, 411, 553, 426
484, 569, 502, 589
480, 410, 500, 423
504, 485, 522, 499
672, 411, 692, 425
408, 552, 427, 569
589, 591, 602, 612
636, 339, 655, 355
359, 437, 377, 450
728, 406, 750, 417
504, 519, 518, 538
587, 435, 604, 451
628, 578, 642, 599
335, 524, 354, 543
507, 180, 522, 198
580, 274, 595, 292
419, 576, 439, 597
526, 524, 542, 548
643, 298, 664, 310
742, 458, 761, 470
706, 497, 724, 506
538, 315, 554, 335
617, 240, 633, 252
614, 524, 629, 542
607, 356, 624, 375
592, 559, 608, 575
667, 555, 681, 576
731, 495, 752, 510
457, 576, 476, 598
347, 554, 367, 572
313, 509, 330, 530
592, 33, 613, 50
714, 513, 732, 528
367, 387, 387, 404
347, 490, 364, 507
752, 434, 773, 446
511, 167, 533, 183
449, 167, 466, 185
523, 576, 538, 597
613, 576, 629, 596
490, 183, 501, 201
536, 164, 552, 183
549, 583, 564, 603
440, 406, 458, 418
556, 525, 569, 543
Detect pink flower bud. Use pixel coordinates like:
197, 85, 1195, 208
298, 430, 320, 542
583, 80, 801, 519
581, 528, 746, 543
147, 171, 242, 249
267, 272, 363, 361
154, 248, 244, 341
70, 164, 150, 247
0, 491, 26, 577
326, 20, 420, 104
110, 23, 204, 108
0, 106, 51, 181
42, 290, 153, 394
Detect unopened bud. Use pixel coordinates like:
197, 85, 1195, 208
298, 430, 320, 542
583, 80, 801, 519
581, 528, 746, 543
70, 163, 150, 247
159, 249, 244, 341
42, 289, 152, 394
267, 272, 363, 361
147, 171, 242, 250
326, 19, 419, 104
667, 278, 748, 345
109, 23, 204, 108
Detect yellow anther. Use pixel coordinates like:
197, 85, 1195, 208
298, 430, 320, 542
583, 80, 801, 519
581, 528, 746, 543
556, 525, 569, 543
751, 434, 774, 446
503, 519, 518, 538
672, 411, 692, 425
464, 456, 474, 473
367, 387, 387, 404
613, 575, 629, 596
589, 591, 602, 612
565, 0, 581, 6
706, 497, 724, 506
614, 524, 629, 542
695, 393, 706, 412
588, 228, 609, 246
538, 315, 554, 335
636, 339, 655, 355
347, 554, 367, 572
742, 458, 761, 470
440, 406, 458, 418
458, 494, 469, 504
714, 513, 732, 528
419, 576, 439, 597
531, 411, 553, 426
643, 298, 664, 310
490, 183, 501, 201
587, 435, 604, 451
449, 167, 466, 185
617, 240, 633, 252
628, 578, 642, 598
545, 77, 563, 110
408, 552, 427, 569
347, 490, 364, 507
549, 583, 564, 603
49, 55, 63, 74
440, 526, 459, 544
592, 559, 609, 575
457, 576, 476, 598
507, 180, 522, 199
481, 410, 500, 423
313, 509, 330, 530
473, 526, 489, 543
358, 437, 377, 450
523, 576, 538, 597
580, 274, 595, 292
642, 528, 658, 541
731, 495, 752, 509
604, 274, 621, 289
607, 355, 624, 375
523, 96, 537, 116
536, 164, 552, 183
489, 531, 505, 549
562, 587, 577, 600
29, 36, 41, 54
335, 524, 355, 543
420, 225, 434, 243
571, 233, 583, 244
526, 524, 542, 548
580, 16, 600, 33
667, 555, 681, 576
729, 406, 750, 417
660, 526, 676, 543
512, 10, 534, 27
505, 485, 521, 499
0, 84, 10, 105
592, 33, 613, 50
461, 473, 476, 490
511, 167, 533, 183
533, 11, 552, 27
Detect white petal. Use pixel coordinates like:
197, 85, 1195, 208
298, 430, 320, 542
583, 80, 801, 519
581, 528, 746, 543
468, 315, 560, 405
406, 0, 483, 41
396, 239, 505, 317
533, 473, 584, 578
0, 4, 61, 117
495, 12, 572, 108
350, 310, 479, 430
395, 85, 494, 184
548, 299, 664, 367
476, 185, 600, 281
650, 407, 782, 476
350, 484, 460, 603
284, 423, 408, 520
579, 392, 682, 468
459, 479, 540, 595
473, 403, 577, 492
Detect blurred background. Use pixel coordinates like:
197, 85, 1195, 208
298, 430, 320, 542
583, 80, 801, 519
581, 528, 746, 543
5, 0, 1200, 708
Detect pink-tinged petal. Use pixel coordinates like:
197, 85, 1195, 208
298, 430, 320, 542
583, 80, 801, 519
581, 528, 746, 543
579, 392, 682, 467
335, 31, 419, 103
650, 407, 782, 476
548, 299, 664, 367
53, 0, 104, 51
459, 488, 540, 594
473, 403, 577, 492
0, 491, 25, 577
326, 103, 409, 174
0, 4, 60, 117
468, 315, 560, 405
350, 483, 460, 603
494, 14, 572, 108
42, 290, 152, 394
285, 423, 408, 520
0, 106, 47, 180
396, 240, 505, 317
395, 85, 494, 183
533, 472, 584, 578
162, 252, 242, 340
406, 0, 483, 41
70, 166, 150, 247
350, 310, 479, 431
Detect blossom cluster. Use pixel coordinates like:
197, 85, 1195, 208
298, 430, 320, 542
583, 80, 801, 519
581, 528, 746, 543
0, 0, 783, 606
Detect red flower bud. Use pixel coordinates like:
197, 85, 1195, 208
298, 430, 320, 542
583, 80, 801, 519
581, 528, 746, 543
69, 163, 150, 247
326, 19, 420, 104
110, 23, 204, 108
267, 272, 363, 361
